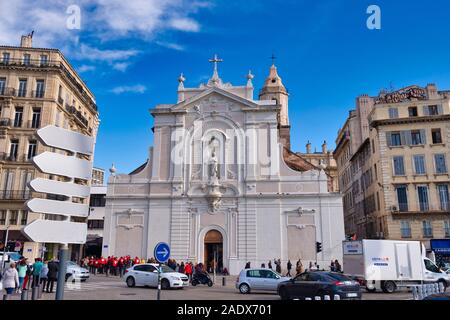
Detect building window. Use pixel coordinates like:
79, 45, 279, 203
422, 220, 433, 238
431, 129, 442, 144
88, 219, 104, 229
411, 130, 423, 145
417, 186, 429, 212
396, 185, 408, 212
434, 154, 447, 174
9, 210, 18, 225
35, 80, 45, 98
0, 77, 5, 95
23, 54, 31, 66
2, 52, 10, 64
27, 140, 37, 160
9, 139, 19, 160
89, 194, 106, 207
390, 132, 402, 146
20, 211, 28, 225
393, 156, 405, 176
400, 221, 411, 238
388, 107, 399, 119
14, 107, 23, 127
0, 211, 6, 225
408, 106, 418, 117
31, 108, 41, 128
438, 185, 450, 211
427, 105, 440, 116
40, 55, 48, 66
413, 155, 426, 175
445, 221, 450, 237
18, 79, 27, 97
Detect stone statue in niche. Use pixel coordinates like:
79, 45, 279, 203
206, 137, 222, 212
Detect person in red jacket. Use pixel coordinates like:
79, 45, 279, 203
118, 257, 125, 277
100, 256, 106, 274
133, 257, 140, 266
112, 257, 119, 276
185, 262, 193, 281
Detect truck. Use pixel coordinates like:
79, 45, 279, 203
343, 239, 450, 293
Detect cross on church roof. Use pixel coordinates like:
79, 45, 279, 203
209, 54, 223, 73
270, 53, 276, 65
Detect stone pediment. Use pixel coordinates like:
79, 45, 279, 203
171, 86, 259, 112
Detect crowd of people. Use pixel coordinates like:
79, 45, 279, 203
1, 257, 60, 297
244, 258, 343, 277
80, 256, 230, 279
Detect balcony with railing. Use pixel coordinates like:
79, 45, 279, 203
65, 104, 89, 127
392, 201, 450, 215
0, 153, 33, 162
0, 190, 31, 201
0, 58, 97, 111
0, 118, 11, 127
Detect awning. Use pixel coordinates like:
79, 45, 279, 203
431, 239, 450, 255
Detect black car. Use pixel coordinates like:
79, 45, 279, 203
277, 271, 361, 300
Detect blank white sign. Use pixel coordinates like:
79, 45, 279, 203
23, 219, 87, 244
37, 125, 94, 155
32, 152, 92, 180
26, 198, 89, 217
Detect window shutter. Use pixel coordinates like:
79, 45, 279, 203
420, 129, 427, 144
386, 132, 392, 147
423, 105, 429, 116
438, 104, 443, 115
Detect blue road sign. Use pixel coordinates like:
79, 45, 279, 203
154, 242, 171, 263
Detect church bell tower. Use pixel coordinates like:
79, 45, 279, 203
259, 63, 291, 148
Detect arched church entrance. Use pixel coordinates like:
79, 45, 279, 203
204, 230, 223, 273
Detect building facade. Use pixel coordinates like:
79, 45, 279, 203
102, 59, 345, 275
335, 84, 450, 255
92, 167, 105, 186
0, 34, 99, 260
85, 184, 106, 258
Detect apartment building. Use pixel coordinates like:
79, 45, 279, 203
335, 84, 450, 254
0, 34, 99, 260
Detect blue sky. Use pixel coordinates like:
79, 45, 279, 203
1, 0, 450, 177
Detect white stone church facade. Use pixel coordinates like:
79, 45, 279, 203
102, 57, 345, 275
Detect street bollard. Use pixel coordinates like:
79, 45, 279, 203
222, 277, 226, 286
314, 296, 321, 300
305, 297, 312, 300
31, 286, 39, 300
419, 285, 425, 300
38, 285, 43, 299
3, 293, 11, 300
411, 286, 418, 300
21, 289, 28, 300
439, 282, 445, 293
333, 294, 340, 300
324, 295, 330, 300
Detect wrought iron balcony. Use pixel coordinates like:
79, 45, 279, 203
0, 190, 31, 200
0, 153, 33, 162
0, 118, 10, 127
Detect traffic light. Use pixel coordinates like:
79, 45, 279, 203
316, 241, 322, 253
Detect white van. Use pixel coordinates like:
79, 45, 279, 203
343, 240, 450, 293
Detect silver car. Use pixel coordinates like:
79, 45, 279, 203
236, 268, 291, 294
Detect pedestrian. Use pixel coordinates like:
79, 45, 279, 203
112, 257, 119, 276
268, 260, 272, 270
330, 260, 335, 272
2, 262, 19, 299
286, 260, 292, 276
17, 258, 28, 293
261, 263, 265, 268
179, 262, 185, 274
118, 257, 125, 278
276, 259, 281, 274
334, 259, 342, 273
46, 258, 59, 293
32, 258, 43, 288
245, 261, 251, 269
185, 262, 192, 281
40, 260, 49, 292
295, 259, 304, 275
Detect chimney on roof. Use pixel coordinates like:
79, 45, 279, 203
20, 31, 34, 48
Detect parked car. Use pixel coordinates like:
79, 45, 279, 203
65, 261, 90, 282
124, 263, 189, 289
277, 271, 361, 300
236, 268, 290, 294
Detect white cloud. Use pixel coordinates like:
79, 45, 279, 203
77, 65, 96, 73
156, 41, 185, 51
110, 85, 147, 95
0, 0, 211, 68
112, 62, 131, 72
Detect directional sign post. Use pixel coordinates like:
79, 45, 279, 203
154, 242, 171, 301
22, 125, 95, 300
